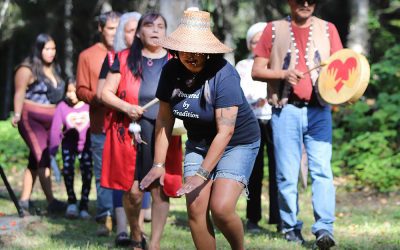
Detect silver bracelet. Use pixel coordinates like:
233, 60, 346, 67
152, 163, 165, 168
196, 166, 210, 180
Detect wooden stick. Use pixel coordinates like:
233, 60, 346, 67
142, 98, 159, 110
304, 61, 328, 75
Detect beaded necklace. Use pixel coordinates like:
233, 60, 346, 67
287, 15, 314, 68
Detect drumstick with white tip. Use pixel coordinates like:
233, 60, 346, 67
142, 98, 159, 110
304, 61, 328, 75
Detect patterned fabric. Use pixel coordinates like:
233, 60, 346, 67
62, 144, 92, 211
25, 80, 50, 104
25, 78, 65, 104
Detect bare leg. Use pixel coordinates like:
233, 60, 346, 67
20, 168, 37, 201
210, 179, 245, 250
123, 180, 143, 249
186, 179, 216, 250
38, 167, 54, 202
148, 184, 169, 250
139, 209, 145, 232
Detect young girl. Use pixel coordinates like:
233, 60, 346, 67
49, 78, 93, 219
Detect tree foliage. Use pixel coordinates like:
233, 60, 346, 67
331, 0, 400, 192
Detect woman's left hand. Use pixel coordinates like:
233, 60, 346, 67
176, 175, 207, 196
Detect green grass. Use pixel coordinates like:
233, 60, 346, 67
1, 120, 400, 249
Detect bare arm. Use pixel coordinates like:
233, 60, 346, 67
12, 66, 33, 127
96, 78, 105, 101
101, 72, 144, 120
252, 56, 303, 86
201, 106, 237, 172
176, 106, 238, 196
140, 101, 175, 188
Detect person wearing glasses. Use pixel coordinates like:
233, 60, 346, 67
252, 1, 342, 249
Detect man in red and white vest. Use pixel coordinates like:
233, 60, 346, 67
252, 1, 342, 249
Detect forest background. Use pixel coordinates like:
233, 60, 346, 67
0, 0, 399, 192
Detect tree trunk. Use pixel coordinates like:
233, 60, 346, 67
64, 0, 73, 78
347, 0, 369, 55
160, 0, 200, 34
1, 41, 14, 119
213, 0, 238, 65
0, 0, 10, 30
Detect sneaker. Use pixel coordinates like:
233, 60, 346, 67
79, 210, 92, 220
284, 229, 305, 245
115, 232, 131, 247
246, 220, 262, 233
143, 208, 151, 222
96, 215, 113, 237
18, 200, 30, 216
65, 204, 79, 219
314, 229, 336, 250
47, 199, 67, 214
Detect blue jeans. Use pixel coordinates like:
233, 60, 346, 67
271, 104, 335, 235
184, 139, 260, 196
91, 133, 113, 221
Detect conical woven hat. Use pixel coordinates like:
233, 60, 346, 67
157, 9, 232, 54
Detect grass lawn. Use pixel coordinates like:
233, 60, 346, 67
0, 120, 399, 249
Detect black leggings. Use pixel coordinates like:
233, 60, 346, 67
246, 119, 280, 225
62, 140, 93, 211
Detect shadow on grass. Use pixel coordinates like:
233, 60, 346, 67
168, 210, 190, 230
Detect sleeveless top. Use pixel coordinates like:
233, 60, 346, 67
19, 64, 65, 104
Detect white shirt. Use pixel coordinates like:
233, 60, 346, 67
236, 58, 272, 120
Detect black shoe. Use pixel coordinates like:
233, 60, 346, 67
246, 220, 262, 233
47, 199, 67, 214
276, 221, 283, 233
115, 232, 131, 247
314, 229, 336, 250
284, 229, 305, 245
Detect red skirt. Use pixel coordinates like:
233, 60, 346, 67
101, 118, 182, 197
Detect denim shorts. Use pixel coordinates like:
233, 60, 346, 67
184, 139, 260, 194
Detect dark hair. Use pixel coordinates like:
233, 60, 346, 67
98, 11, 121, 29
127, 12, 167, 78
23, 33, 63, 83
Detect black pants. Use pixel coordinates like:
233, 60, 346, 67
61, 133, 93, 211
246, 119, 280, 224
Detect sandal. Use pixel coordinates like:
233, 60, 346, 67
130, 234, 147, 250
115, 232, 131, 247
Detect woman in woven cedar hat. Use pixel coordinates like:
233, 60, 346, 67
141, 8, 260, 250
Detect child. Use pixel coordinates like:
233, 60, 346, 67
49, 77, 92, 219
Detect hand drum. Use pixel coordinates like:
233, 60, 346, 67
318, 49, 370, 104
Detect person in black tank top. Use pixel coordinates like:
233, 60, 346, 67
12, 33, 66, 215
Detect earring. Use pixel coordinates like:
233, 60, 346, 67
207, 55, 210, 60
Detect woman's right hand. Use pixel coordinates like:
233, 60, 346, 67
11, 114, 21, 128
140, 166, 166, 190
126, 104, 144, 121
283, 69, 304, 86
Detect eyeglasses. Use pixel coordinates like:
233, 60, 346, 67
295, 0, 317, 5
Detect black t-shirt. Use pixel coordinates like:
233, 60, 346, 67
106, 53, 168, 120
99, 56, 110, 79
156, 57, 260, 146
